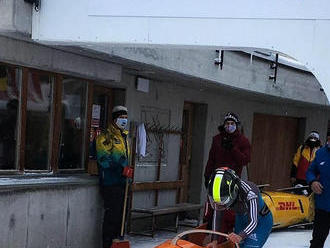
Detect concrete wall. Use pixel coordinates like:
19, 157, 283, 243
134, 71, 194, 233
124, 73, 182, 208
0, 34, 122, 82
0, 177, 102, 248
90, 46, 329, 105
0, 0, 32, 34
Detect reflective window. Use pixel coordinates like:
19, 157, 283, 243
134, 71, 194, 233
59, 78, 87, 169
25, 71, 53, 170
0, 65, 20, 170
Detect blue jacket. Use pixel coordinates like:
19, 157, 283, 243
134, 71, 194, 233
306, 146, 330, 212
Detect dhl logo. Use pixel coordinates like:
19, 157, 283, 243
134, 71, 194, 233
275, 201, 299, 211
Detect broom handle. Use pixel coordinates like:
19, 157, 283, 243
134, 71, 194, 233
120, 178, 129, 237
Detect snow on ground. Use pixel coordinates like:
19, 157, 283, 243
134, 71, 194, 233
128, 227, 330, 248
264, 229, 330, 248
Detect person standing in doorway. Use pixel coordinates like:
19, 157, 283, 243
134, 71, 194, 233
306, 130, 330, 248
291, 131, 321, 186
204, 112, 251, 182
96, 106, 133, 248
204, 112, 251, 240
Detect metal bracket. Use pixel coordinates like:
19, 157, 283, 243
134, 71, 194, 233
269, 53, 279, 82
214, 50, 224, 70
24, 0, 41, 11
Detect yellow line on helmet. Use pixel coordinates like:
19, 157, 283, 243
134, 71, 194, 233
213, 173, 223, 203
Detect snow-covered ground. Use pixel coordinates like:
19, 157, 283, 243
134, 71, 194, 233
128, 227, 330, 248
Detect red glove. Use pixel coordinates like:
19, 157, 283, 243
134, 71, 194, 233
122, 166, 134, 179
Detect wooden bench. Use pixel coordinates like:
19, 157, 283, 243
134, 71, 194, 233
129, 203, 203, 237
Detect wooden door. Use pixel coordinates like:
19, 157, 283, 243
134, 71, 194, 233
249, 113, 299, 188
178, 102, 194, 203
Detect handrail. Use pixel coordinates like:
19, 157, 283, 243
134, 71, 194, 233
171, 229, 239, 248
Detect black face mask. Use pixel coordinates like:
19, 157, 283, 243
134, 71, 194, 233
306, 139, 320, 148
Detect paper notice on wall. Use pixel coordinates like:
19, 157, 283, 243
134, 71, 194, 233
92, 104, 101, 119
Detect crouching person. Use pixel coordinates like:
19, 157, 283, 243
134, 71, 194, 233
206, 168, 273, 248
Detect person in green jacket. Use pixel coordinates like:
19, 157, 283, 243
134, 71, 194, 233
96, 106, 133, 248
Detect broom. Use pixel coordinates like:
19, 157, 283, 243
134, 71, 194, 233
111, 178, 130, 248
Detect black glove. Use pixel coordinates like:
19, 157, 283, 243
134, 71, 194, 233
222, 136, 233, 150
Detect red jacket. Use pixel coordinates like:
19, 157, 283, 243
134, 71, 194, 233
204, 130, 251, 180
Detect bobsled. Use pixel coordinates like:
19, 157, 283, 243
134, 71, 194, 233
155, 229, 238, 248
260, 185, 314, 229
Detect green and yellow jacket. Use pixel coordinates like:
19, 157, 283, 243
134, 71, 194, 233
96, 124, 130, 186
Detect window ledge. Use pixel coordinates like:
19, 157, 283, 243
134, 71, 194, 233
0, 174, 99, 191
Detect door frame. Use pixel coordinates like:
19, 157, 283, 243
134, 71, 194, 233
178, 102, 194, 203
85, 83, 113, 174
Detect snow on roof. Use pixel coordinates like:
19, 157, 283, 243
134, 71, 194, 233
243, 49, 309, 72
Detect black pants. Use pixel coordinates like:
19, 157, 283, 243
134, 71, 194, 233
102, 185, 125, 248
310, 209, 330, 248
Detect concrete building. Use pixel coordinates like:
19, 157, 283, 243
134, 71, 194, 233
0, 1, 329, 247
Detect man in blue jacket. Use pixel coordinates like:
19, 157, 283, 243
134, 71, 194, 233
306, 130, 330, 248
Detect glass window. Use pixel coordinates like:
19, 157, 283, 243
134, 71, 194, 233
59, 78, 87, 169
25, 71, 53, 170
0, 65, 20, 170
